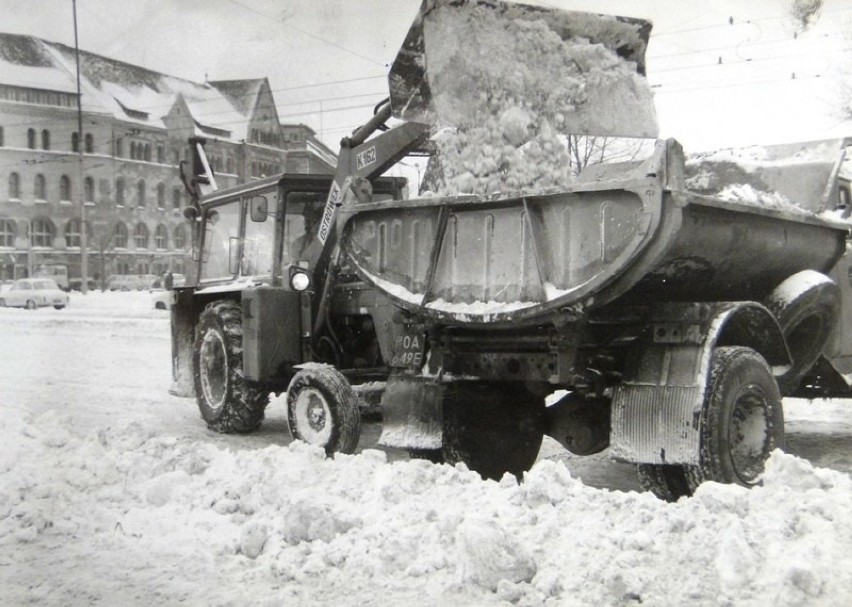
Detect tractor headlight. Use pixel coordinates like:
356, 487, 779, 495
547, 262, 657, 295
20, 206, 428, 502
289, 268, 311, 292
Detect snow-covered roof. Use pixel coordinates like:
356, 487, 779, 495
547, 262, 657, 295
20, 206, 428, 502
0, 33, 261, 141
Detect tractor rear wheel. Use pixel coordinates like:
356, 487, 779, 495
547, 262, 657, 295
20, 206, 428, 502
193, 300, 269, 433
287, 366, 361, 455
442, 382, 545, 481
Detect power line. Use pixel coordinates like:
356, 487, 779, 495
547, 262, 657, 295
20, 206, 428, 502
225, 0, 387, 68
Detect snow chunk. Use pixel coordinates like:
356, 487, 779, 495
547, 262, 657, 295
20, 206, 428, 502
456, 517, 537, 591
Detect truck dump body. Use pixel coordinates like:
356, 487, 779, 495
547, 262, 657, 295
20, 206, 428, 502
339, 138, 849, 325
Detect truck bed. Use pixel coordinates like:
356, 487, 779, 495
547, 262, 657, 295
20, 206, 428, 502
339, 138, 850, 326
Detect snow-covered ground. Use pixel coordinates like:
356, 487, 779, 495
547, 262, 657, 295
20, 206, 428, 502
1, 291, 851, 606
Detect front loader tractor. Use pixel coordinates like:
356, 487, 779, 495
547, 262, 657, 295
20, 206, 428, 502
171, 0, 852, 498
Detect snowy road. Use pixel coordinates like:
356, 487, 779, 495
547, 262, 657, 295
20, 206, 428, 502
1, 292, 851, 606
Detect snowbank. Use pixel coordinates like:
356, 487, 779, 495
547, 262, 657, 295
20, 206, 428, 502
2, 291, 852, 606
3, 409, 851, 606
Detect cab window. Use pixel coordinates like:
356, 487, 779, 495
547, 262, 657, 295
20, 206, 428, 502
200, 202, 241, 281
241, 194, 276, 277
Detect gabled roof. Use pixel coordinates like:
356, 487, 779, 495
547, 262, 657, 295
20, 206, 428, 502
0, 32, 264, 142
208, 78, 266, 115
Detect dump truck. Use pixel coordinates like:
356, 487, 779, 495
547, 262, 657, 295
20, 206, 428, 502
171, 0, 852, 500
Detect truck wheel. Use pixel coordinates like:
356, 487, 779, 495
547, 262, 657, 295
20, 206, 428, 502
287, 366, 361, 455
637, 464, 694, 502
408, 448, 444, 463
442, 382, 545, 481
689, 346, 784, 489
193, 300, 269, 433
26, 300, 37, 310
764, 271, 839, 394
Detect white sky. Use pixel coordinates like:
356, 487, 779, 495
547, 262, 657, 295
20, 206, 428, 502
2, 0, 851, 154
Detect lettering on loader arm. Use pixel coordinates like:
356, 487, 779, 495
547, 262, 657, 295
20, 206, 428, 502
317, 180, 342, 245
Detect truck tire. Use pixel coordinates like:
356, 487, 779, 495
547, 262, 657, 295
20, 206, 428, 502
637, 464, 694, 502
689, 346, 784, 489
764, 271, 839, 394
442, 382, 545, 481
287, 366, 361, 455
193, 300, 269, 433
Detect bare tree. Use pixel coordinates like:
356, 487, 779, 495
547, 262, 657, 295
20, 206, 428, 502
789, 0, 823, 33
566, 136, 650, 176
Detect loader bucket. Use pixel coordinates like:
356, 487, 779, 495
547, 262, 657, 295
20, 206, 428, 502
389, 0, 658, 138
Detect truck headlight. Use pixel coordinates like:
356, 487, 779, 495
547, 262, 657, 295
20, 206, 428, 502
289, 268, 311, 291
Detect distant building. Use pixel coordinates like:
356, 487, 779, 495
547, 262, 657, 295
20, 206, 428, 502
0, 33, 336, 285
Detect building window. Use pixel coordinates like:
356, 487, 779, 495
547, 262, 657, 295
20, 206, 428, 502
72, 131, 79, 152
172, 187, 181, 210
113, 222, 128, 248
84, 176, 94, 202
144, 144, 151, 162
0, 219, 15, 247
174, 225, 186, 249
8, 172, 20, 199
85, 133, 94, 153
154, 224, 168, 249
115, 137, 123, 157
156, 183, 166, 209
136, 179, 146, 207
27, 128, 36, 149
116, 177, 125, 206
34, 174, 46, 200
157, 145, 165, 163
65, 219, 82, 248
130, 141, 137, 160
59, 175, 71, 201
226, 157, 234, 173
41, 129, 50, 150
134, 223, 149, 249
31, 218, 54, 247
0, 126, 4, 147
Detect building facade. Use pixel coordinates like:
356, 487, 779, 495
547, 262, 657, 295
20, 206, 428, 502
0, 33, 336, 287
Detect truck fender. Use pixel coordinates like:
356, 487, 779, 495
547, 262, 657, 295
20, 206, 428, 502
610, 301, 789, 465
763, 270, 840, 394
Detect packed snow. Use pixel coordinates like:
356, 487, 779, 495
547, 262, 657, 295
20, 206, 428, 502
2, 291, 852, 606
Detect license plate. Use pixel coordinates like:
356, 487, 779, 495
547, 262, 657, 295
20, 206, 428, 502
390, 330, 425, 369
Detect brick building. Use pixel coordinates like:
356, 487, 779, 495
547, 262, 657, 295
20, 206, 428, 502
0, 33, 336, 286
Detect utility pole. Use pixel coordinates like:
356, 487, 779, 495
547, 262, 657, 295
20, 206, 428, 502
73, 0, 88, 293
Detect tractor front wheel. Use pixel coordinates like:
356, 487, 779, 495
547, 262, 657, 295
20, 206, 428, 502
287, 366, 361, 455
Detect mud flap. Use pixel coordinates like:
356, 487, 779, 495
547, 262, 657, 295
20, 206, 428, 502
378, 373, 444, 450
169, 288, 198, 397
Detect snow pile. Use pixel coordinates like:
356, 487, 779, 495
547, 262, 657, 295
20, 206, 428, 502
3, 406, 852, 606
420, 4, 657, 196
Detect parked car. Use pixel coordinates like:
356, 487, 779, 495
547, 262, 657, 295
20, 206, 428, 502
150, 273, 186, 309
0, 278, 69, 309
68, 278, 98, 292
106, 274, 158, 291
